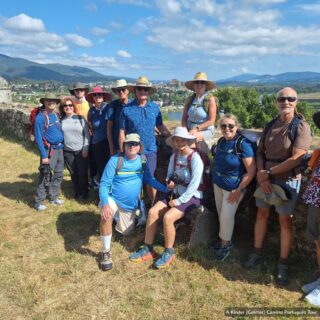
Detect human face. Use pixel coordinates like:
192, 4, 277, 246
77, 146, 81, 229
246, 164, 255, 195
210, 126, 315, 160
193, 80, 206, 96
93, 93, 104, 106
173, 137, 189, 152
74, 88, 86, 99
63, 100, 74, 116
116, 87, 129, 100
44, 99, 57, 112
124, 141, 141, 158
135, 87, 149, 103
220, 120, 237, 140
276, 88, 297, 116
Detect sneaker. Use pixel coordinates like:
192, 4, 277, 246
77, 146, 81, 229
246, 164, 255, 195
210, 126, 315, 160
100, 250, 113, 271
35, 204, 47, 211
305, 286, 320, 307
243, 252, 263, 269
153, 249, 175, 269
214, 243, 232, 261
275, 263, 289, 286
302, 277, 320, 294
129, 245, 156, 263
50, 199, 64, 205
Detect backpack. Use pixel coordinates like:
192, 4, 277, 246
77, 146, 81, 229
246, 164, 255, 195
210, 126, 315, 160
185, 91, 219, 115
29, 105, 45, 141
115, 153, 147, 175
173, 149, 211, 192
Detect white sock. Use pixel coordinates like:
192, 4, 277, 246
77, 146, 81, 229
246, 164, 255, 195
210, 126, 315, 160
101, 234, 112, 252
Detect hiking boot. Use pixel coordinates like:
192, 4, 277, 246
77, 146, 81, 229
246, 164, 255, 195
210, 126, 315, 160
153, 249, 175, 269
243, 252, 263, 269
129, 245, 156, 263
275, 263, 289, 286
35, 204, 47, 211
305, 286, 320, 307
100, 250, 113, 271
302, 277, 320, 294
214, 243, 233, 261
50, 199, 64, 205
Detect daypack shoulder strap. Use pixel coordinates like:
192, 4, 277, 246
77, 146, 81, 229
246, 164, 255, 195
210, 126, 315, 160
185, 93, 196, 111
288, 115, 302, 143
235, 134, 245, 158
186, 151, 196, 175
116, 153, 125, 174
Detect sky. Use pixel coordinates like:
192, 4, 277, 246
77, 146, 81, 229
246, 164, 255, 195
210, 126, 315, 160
1, 0, 320, 81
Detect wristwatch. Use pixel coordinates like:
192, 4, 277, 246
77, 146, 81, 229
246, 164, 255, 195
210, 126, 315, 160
266, 169, 272, 177
238, 187, 246, 193
196, 125, 200, 131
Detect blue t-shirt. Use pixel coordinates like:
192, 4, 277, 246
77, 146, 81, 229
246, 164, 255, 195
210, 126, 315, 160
106, 98, 132, 150
99, 154, 168, 211
119, 99, 163, 154
212, 135, 255, 191
88, 103, 109, 144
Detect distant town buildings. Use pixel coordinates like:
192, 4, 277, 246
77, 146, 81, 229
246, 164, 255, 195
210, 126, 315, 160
0, 76, 12, 104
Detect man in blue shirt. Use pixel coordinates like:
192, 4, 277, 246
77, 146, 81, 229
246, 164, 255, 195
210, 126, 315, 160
34, 93, 64, 211
119, 76, 170, 204
99, 133, 168, 271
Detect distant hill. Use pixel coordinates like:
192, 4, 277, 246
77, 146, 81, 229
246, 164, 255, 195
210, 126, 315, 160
217, 72, 320, 85
0, 53, 135, 83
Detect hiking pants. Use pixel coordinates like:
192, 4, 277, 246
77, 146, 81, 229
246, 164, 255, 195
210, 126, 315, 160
64, 150, 89, 198
35, 149, 64, 206
92, 139, 110, 181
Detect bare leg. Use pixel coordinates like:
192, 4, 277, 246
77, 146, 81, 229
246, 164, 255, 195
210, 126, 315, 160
163, 208, 185, 248
100, 217, 112, 236
279, 214, 293, 259
254, 207, 270, 249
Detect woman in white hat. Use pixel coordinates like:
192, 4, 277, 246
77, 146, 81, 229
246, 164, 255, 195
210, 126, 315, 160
182, 72, 218, 147
129, 126, 203, 269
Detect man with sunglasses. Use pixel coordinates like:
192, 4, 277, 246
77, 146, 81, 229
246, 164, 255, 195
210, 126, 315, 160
119, 76, 170, 204
69, 82, 90, 120
98, 133, 168, 271
107, 79, 132, 155
244, 87, 312, 286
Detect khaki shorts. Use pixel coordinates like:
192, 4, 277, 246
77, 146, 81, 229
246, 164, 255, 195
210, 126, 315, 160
108, 197, 136, 236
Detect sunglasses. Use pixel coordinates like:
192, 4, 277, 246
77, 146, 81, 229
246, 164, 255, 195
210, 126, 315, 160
136, 87, 149, 92
276, 96, 297, 103
116, 88, 126, 93
220, 124, 236, 130
194, 81, 206, 85
93, 93, 103, 97
125, 141, 140, 147
63, 104, 73, 108
74, 88, 85, 92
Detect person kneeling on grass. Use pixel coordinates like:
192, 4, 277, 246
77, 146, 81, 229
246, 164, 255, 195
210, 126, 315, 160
129, 127, 204, 269
99, 133, 168, 271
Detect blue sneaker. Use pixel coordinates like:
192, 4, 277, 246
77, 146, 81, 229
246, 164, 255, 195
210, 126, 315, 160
129, 245, 156, 263
154, 249, 175, 269
214, 243, 232, 261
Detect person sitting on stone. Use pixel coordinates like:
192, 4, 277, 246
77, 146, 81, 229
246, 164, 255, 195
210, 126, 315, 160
129, 127, 203, 269
98, 133, 168, 271
34, 93, 64, 211
243, 87, 312, 286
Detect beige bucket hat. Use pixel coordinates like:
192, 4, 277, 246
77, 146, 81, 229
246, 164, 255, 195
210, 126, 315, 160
185, 72, 216, 91
40, 93, 61, 104
111, 79, 132, 94
166, 126, 196, 149
254, 184, 290, 206
128, 76, 157, 95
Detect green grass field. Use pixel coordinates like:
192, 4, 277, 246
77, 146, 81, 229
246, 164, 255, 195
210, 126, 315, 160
0, 134, 318, 320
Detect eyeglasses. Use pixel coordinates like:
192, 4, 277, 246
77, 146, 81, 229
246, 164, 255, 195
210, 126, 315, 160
220, 124, 236, 130
125, 141, 140, 147
276, 96, 297, 103
93, 93, 103, 97
136, 87, 149, 92
194, 81, 206, 85
74, 88, 85, 92
63, 104, 73, 108
116, 88, 126, 93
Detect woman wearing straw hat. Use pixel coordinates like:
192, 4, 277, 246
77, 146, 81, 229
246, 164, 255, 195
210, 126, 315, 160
119, 76, 170, 203
129, 127, 203, 269
107, 79, 132, 155
182, 72, 218, 150
87, 86, 112, 183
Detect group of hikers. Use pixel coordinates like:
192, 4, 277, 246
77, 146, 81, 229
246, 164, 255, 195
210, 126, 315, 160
32, 71, 320, 306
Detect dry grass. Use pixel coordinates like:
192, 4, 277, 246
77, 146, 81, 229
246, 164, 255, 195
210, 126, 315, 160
0, 133, 317, 320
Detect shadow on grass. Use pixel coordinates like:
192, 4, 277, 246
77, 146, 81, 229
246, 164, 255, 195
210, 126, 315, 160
56, 211, 100, 258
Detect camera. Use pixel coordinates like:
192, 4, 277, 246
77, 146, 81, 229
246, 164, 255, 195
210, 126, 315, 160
39, 163, 52, 176
168, 173, 185, 185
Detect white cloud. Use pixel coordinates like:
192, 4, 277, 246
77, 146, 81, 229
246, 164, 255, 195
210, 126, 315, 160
104, 0, 150, 7
85, 2, 98, 12
298, 3, 320, 14
5, 13, 45, 32
242, 0, 286, 4
65, 34, 93, 47
91, 27, 110, 36
110, 21, 122, 29
156, 0, 181, 16
117, 50, 132, 58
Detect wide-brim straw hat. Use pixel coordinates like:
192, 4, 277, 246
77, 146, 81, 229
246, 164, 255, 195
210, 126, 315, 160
69, 82, 89, 95
185, 72, 216, 91
166, 126, 196, 148
111, 79, 132, 94
40, 93, 61, 104
85, 85, 112, 104
128, 76, 157, 95
313, 111, 320, 129
254, 184, 290, 206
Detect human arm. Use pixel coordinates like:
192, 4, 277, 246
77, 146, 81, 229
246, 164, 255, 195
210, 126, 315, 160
143, 163, 168, 193
107, 120, 116, 155
34, 114, 49, 163
181, 96, 192, 127
101, 204, 113, 221
82, 118, 90, 158
119, 129, 125, 152
157, 124, 171, 137
99, 157, 117, 206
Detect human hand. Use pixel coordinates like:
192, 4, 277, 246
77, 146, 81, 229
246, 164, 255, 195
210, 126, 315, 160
257, 170, 269, 184
260, 180, 273, 193
101, 205, 113, 221
42, 158, 49, 164
82, 150, 88, 158
168, 199, 177, 207
227, 189, 241, 204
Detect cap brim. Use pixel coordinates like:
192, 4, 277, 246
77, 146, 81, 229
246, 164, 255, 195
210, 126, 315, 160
85, 92, 111, 103
185, 80, 217, 91
129, 85, 157, 94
